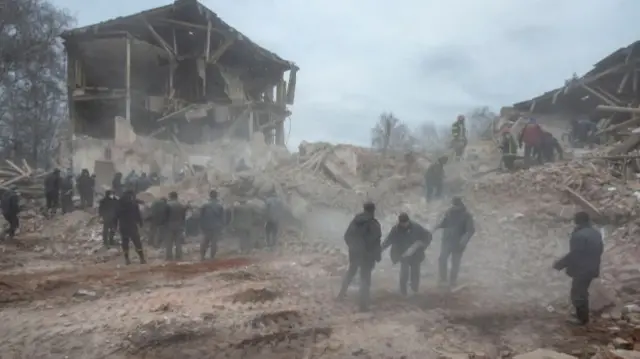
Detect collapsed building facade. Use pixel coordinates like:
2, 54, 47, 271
60, 0, 298, 182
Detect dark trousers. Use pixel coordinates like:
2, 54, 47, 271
148, 222, 164, 248
61, 194, 73, 214
200, 229, 221, 260
45, 192, 58, 216
265, 220, 279, 247
165, 228, 184, 261
502, 154, 516, 171
238, 229, 254, 253
3, 212, 18, 238
120, 227, 145, 264
571, 276, 594, 324
102, 219, 116, 246
399, 259, 421, 295
523, 144, 540, 166
80, 192, 93, 209
439, 240, 465, 287
338, 251, 374, 311
425, 180, 442, 202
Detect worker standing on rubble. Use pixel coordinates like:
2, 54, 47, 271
539, 131, 563, 164
98, 190, 118, 247
116, 190, 146, 265
434, 197, 475, 289
381, 213, 432, 297
500, 131, 518, 171
112, 172, 123, 198
148, 197, 168, 248
553, 211, 603, 326
336, 201, 382, 312
76, 169, 93, 209
232, 199, 257, 253
424, 156, 447, 202
164, 191, 187, 261
137, 172, 152, 193
1, 186, 20, 240
264, 191, 284, 248
199, 190, 225, 260
451, 115, 467, 160
44, 168, 61, 218
60, 173, 74, 214
518, 118, 543, 167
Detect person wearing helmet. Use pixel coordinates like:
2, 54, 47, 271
433, 197, 475, 289
337, 201, 382, 312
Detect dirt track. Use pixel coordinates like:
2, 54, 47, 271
0, 197, 624, 359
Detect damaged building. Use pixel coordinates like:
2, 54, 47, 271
60, 0, 298, 180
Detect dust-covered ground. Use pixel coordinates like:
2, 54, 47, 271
0, 188, 625, 359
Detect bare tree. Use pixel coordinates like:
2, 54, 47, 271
371, 112, 413, 154
466, 106, 498, 140
0, 0, 73, 167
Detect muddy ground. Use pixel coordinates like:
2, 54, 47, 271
0, 195, 626, 359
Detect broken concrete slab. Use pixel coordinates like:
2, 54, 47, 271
513, 349, 577, 359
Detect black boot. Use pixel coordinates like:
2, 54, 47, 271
136, 249, 146, 264
124, 251, 131, 265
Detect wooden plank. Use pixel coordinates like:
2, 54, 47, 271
580, 83, 617, 106
207, 38, 234, 64
595, 116, 640, 136
142, 18, 175, 57
596, 105, 640, 114
563, 186, 602, 220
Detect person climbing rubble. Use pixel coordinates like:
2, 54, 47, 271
164, 191, 187, 261
231, 199, 258, 253
424, 156, 448, 202
98, 190, 118, 248
44, 168, 61, 217
571, 118, 598, 148
111, 172, 123, 198
433, 197, 475, 289
518, 117, 543, 167
381, 212, 432, 297
337, 201, 382, 312
115, 189, 146, 265
451, 115, 467, 160
60, 173, 74, 214
538, 131, 563, 164
199, 190, 225, 261
148, 197, 168, 248
264, 191, 285, 248
553, 211, 603, 326
76, 169, 93, 209
1, 186, 20, 240
499, 131, 518, 171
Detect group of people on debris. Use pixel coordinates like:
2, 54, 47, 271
339, 197, 603, 325
110, 170, 158, 197
337, 197, 476, 312
99, 169, 286, 265
498, 117, 564, 171
43, 168, 97, 217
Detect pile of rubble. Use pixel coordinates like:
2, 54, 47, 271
0, 159, 46, 199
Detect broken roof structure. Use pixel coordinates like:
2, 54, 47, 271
513, 40, 640, 118
61, 0, 298, 146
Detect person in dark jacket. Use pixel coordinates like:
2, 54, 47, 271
500, 132, 518, 171
539, 131, 563, 164
60, 174, 74, 214
381, 213, 432, 296
518, 118, 543, 167
164, 191, 187, 261
116, 190, 146, 265
425, 156, 447, 202
336, 201, 382, 312
148, 197, 168, 248
44, 168, 61, 217
112, 172, 123, 198
553, 211, 603, 325
88, 174, 96, 207
199, 190, 225, 260
98, 190, 118, 247
1, 187, 20, 239
434, 197, 475, 289
136, 172, 152, 193
76, 169, 93, 209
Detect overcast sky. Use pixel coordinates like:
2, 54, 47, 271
54, 0, 640, 147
